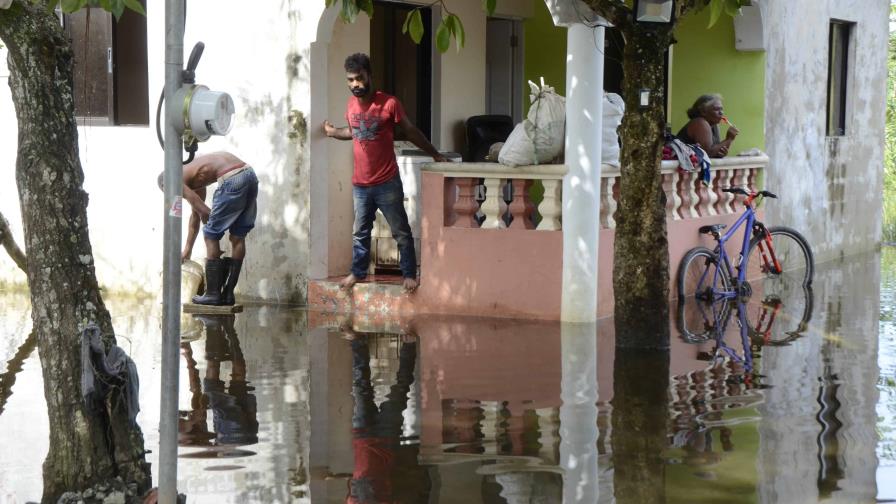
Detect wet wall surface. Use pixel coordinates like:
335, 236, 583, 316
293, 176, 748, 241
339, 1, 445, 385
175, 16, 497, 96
0, 248, 894, 503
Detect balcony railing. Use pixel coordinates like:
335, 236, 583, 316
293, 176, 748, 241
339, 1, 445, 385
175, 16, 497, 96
424, 154, 769, 231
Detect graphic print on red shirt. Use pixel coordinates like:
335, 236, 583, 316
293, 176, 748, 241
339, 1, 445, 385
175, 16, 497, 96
346, 91, 405, 187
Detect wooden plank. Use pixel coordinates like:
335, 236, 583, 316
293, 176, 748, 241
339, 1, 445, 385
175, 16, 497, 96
182, 303, 243, 314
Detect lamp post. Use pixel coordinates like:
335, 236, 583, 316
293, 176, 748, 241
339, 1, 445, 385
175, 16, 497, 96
633, 0, 674, 24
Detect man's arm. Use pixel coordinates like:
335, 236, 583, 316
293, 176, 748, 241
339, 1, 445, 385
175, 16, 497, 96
323, 120, 353, 140
182, 207, 201, 262
183, 185, 211, 223
398, 116, 447, 162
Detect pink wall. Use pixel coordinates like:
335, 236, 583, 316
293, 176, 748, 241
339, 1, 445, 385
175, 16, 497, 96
420, 172, 757, 320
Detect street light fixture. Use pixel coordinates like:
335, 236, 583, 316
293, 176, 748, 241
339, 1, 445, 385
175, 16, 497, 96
634, 0, 674, 24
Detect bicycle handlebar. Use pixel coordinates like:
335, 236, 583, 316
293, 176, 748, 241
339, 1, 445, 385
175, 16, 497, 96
721, 187, 778, 199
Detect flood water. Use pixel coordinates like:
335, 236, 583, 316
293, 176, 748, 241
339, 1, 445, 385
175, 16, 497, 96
0, 247, 894, 503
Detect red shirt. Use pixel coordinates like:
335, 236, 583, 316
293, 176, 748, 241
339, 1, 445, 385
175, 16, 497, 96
345, 91, 405, 186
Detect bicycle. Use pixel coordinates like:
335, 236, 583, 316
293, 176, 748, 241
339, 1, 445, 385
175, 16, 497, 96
676, 187, 814, 303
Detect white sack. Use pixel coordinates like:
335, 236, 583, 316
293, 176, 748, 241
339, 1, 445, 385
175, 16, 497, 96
526, 79, 566, 163
602, 92, 625, 167
498, 121, 537, 167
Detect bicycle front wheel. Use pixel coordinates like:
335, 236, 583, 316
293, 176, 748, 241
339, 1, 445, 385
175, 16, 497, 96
746, 226, 814, 291
677, 247, 730, 301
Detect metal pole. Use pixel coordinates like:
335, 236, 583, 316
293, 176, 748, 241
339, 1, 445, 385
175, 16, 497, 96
160, 0, 184, 502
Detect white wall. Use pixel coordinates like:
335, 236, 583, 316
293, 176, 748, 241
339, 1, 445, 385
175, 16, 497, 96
762, 0, 888, 262
0, 0, 537, 301
0, 1, 318, 303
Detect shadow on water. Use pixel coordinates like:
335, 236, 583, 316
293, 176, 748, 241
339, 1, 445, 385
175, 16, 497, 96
1, 248, 894, 502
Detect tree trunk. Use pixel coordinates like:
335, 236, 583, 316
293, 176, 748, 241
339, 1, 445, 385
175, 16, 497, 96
0, 2, 150, 502
612, 22, 676, 349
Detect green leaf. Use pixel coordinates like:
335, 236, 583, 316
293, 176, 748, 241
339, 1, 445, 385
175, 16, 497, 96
360, 0, 373, 18
60, 0, 85, 13
482, 0, 496, 16
339, 0, 359, 23
707, 0, 723, 28
409, 8, 424, 44
435, 19, 450, 53
724, 0, 741, 17
43, 0, 61, 14
122, 0, 145, 16
402, 9, 413, 34
449, 14, 465, 51
109, 0, 125, 19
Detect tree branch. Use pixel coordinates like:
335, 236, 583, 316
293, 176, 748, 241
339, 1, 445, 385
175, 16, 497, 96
0, 211, 27, 273
584, 0, 631, 28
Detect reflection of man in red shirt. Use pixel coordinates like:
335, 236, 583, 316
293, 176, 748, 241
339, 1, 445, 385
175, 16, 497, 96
323, 53, 446, 294
344, 331, 417, 503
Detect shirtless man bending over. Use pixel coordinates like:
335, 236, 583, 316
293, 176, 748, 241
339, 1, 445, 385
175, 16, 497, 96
158, 151, 258, 306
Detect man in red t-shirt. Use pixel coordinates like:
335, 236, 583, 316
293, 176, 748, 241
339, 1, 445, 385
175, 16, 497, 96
323, 53, 446, 293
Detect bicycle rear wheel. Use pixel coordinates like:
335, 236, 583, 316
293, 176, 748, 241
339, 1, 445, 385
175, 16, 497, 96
746, 226, 814, 291
677, 247, 731, 301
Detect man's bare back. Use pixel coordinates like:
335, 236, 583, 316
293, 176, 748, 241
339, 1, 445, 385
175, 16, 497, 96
183, 151, 246, 190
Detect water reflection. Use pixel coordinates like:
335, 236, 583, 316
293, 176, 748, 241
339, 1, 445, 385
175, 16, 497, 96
178, 315, 259, 457
0, 250, 892, 502
345, 328, 423, 503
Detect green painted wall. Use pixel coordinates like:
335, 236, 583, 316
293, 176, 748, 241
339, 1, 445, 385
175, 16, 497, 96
523, 0, 567, 114
523, 3, 766, 152
670, 8, 766, 151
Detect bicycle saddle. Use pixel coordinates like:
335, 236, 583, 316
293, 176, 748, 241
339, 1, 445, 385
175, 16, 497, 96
699, 224, 727, 235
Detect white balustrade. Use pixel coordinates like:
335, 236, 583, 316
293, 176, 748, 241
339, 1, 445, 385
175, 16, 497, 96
422, 154, 769, 232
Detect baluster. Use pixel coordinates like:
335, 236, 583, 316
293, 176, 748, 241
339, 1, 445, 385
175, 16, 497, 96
444, 177, 458, 226
744, 167, 757, 193
453, 177, 480, 228
710, 168, 725, 216
661, 171, 676, 221
728, 168, 743, 213
537, 178, 562, 231
675, 170, 692, 220
599, 176, 610, 229
694, 175, 715, 217
604, 176, 619, 229
686, 171, 700, 219
671, 171, 683, 220
714, 169, 732, 215
508, 179, 535, 229
481, 177, 507, 229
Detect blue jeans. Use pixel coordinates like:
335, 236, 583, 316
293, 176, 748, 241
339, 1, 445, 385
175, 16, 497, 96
204, 168, 259, 240
351, 175, 416, 279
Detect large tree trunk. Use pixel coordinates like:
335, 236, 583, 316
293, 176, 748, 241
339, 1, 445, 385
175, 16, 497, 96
612, 21, 676, 349
0, 2, 150, 502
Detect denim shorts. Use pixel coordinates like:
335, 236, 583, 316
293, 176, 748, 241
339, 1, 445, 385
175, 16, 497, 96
204, 167, 258, 240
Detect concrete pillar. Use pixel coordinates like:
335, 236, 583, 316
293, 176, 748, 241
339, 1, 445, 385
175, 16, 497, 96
559, 322, 599, 502
559, 17, 605, 322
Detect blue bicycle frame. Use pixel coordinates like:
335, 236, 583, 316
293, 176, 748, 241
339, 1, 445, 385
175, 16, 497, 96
708, 205, 757, 301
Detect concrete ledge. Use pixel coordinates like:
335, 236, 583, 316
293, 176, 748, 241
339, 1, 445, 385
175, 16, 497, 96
182, 303, 244, 314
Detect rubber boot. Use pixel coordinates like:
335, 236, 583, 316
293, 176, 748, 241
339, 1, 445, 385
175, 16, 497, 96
192, 258, 225, 305
221, 258, 243, 306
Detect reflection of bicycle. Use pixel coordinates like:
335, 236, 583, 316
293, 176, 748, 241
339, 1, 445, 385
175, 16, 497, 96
678, 284, 814, 352
677, 188, 814, 301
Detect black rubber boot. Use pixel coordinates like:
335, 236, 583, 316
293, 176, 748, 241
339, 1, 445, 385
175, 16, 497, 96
192, 258, 225, 305
221, 258, 243, 306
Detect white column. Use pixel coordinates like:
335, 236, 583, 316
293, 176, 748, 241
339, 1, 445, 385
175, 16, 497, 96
561, 22, 604, 322
559, 322, 599, 503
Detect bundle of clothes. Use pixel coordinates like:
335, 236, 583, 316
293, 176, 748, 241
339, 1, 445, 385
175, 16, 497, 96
663, 132, 712, 184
